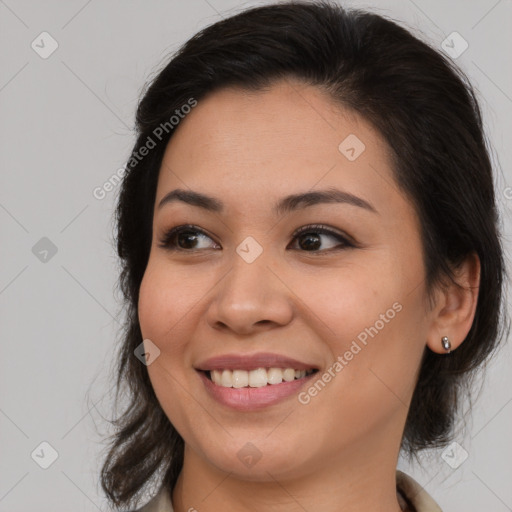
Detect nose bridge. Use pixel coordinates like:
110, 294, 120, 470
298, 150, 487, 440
206, 242, 292, 333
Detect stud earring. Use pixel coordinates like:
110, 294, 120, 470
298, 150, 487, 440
441, 336, 451, 353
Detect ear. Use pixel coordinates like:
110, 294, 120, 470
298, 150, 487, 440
426, 251, 481, 354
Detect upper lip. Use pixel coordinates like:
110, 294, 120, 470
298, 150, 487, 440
195, 352, 319, 372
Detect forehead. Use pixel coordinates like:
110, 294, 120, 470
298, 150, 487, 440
155, 79, 404, 221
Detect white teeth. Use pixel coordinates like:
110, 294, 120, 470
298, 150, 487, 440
267, 368, 284, 384
208, 367, 313, 388
232, 369, 249, 388
211, 370, 222, 385
248, 368, 267, 388
283, 368, 296, 382
220, 369, 232, 387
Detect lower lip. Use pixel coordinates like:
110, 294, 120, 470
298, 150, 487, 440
197, 370, 317, 411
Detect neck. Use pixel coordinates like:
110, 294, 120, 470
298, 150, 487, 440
171, 433, 404, 512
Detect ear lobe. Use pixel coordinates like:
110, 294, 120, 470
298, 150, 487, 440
426, 251, 481, 354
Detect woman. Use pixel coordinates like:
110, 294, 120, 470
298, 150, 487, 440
100, 1, 508, 511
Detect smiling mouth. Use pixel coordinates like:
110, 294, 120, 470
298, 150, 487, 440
202, 367, 318, 388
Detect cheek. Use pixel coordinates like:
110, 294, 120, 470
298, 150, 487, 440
138, 261, 195, 346
138, 267, 166, 342
292, 254, 401, 339
137, 263, 197, 428
295, 251, 426, 401
137, 271, 191, 394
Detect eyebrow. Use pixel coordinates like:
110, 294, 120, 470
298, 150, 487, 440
157, 187, 378, 216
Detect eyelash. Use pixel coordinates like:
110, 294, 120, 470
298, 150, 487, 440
157, 223, 355, 254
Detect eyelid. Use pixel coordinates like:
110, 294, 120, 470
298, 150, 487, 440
290, 223, 356, 245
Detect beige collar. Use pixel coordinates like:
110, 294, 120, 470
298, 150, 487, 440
396, 470, 443, 512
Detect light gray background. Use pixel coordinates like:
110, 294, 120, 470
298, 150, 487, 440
1, 0, 511, 510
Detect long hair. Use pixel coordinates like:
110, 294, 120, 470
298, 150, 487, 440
100, 1, 508, 508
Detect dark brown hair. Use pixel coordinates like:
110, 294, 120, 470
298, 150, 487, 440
100, 1, 509, 508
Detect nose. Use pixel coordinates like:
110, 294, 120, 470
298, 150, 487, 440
205, 250, 294, 335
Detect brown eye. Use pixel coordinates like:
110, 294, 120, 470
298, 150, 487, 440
158, 225, 218, 251
158, 223, 354, 253
289, 224, 353, 253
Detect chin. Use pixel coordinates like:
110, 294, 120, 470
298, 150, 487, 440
195, 437, 313, 482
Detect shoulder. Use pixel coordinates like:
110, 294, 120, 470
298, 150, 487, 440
129, 485, 174, 512
396, 470, 443, 512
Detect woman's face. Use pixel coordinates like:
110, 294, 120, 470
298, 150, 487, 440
138, 79, 437, 480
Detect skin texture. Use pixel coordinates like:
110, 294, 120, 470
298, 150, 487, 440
138, 78, 480, 512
